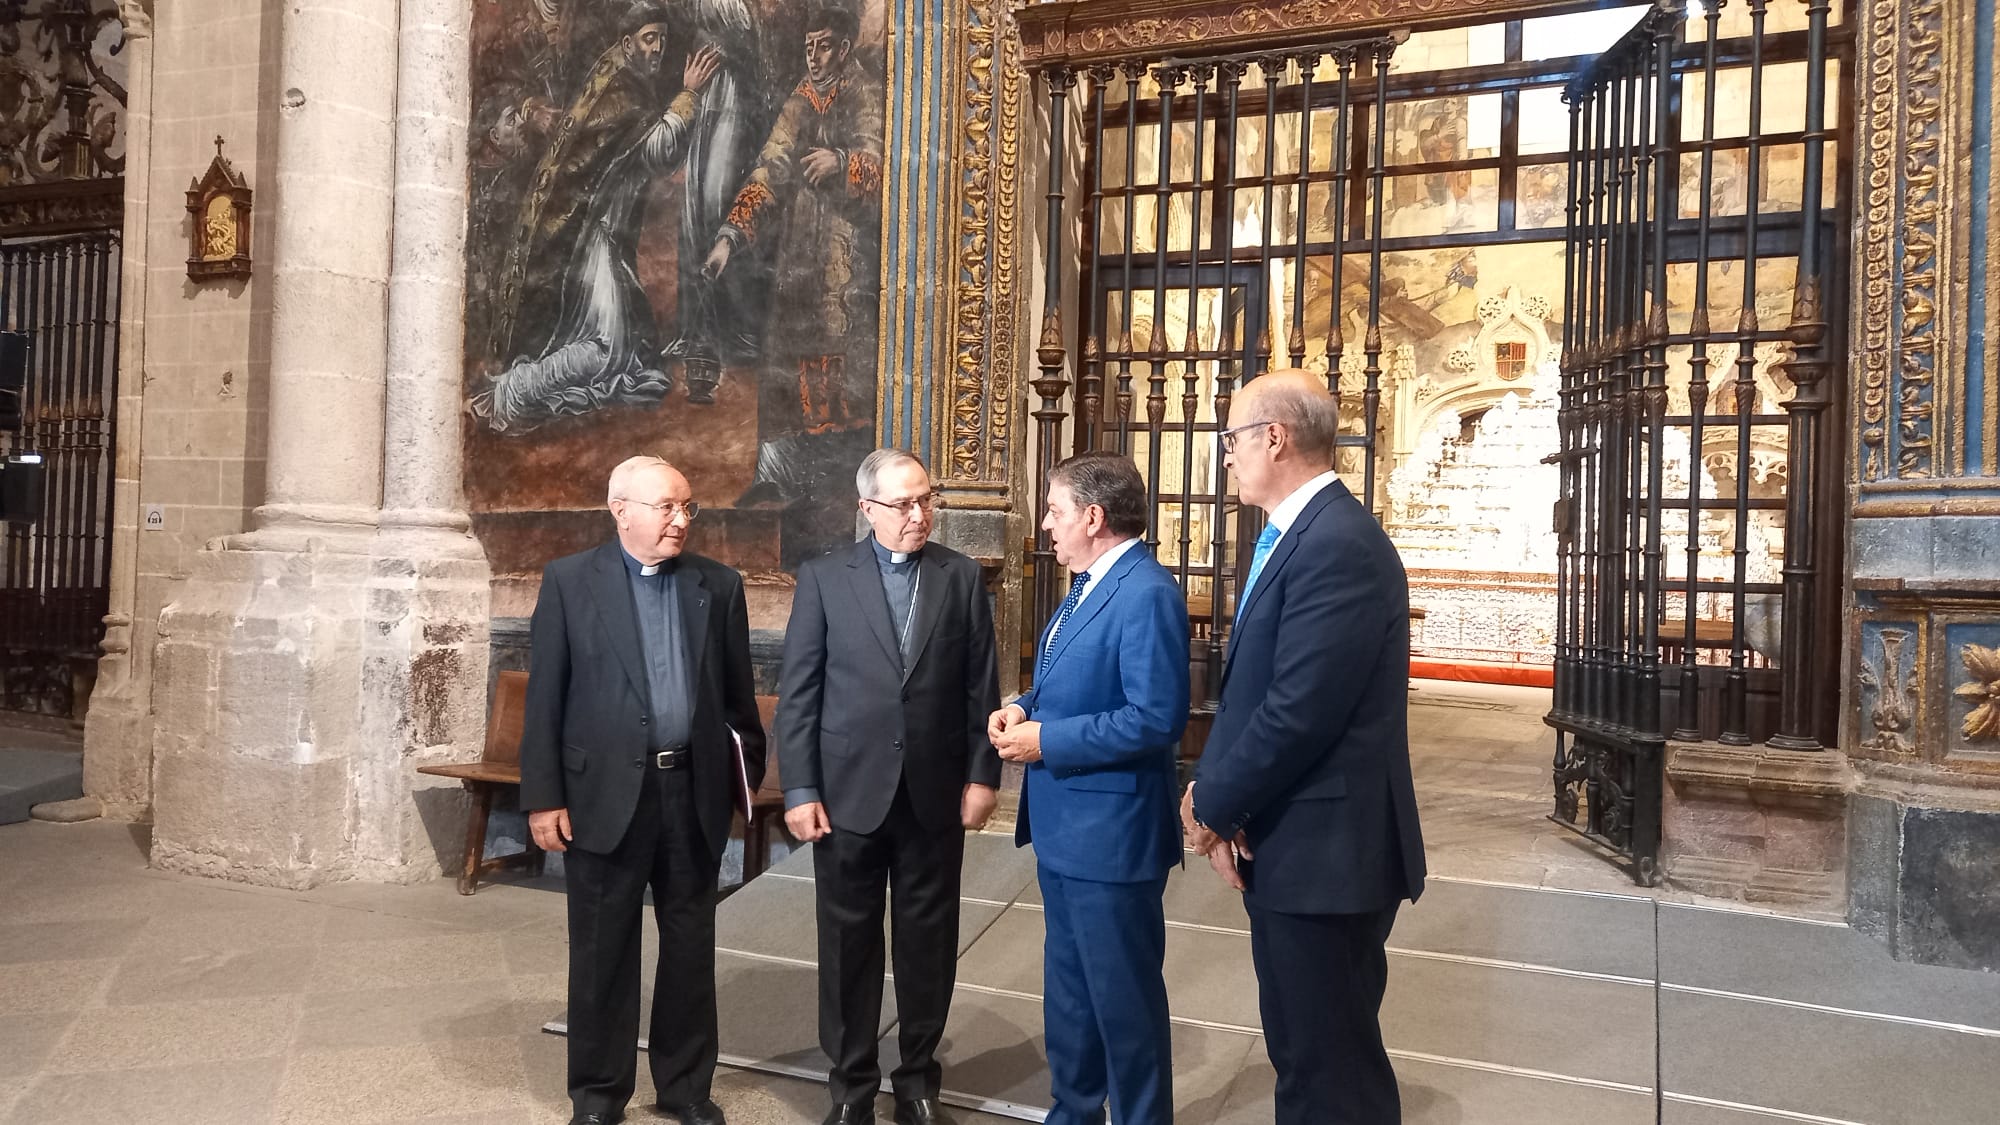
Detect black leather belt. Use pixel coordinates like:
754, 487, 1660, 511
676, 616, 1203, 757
651, 745, 691, 770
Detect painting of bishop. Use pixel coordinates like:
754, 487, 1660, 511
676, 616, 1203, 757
460, 0, 891, 598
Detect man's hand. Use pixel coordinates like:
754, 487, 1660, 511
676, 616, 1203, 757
994, 719, 1042, 763
961, 783, 998, 831
801, 147, 842, 186
1181, 783, 1219, 855
702, 238, 733, 280
784, 801, 832, 843
1204, 831, 1255, 891
987, 703, 1027, 745
529, 808, 573, 853
683, 44, 723, 92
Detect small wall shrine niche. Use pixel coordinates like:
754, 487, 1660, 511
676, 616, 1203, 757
185, 136, 252, 281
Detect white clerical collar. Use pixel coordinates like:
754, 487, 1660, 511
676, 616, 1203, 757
639, 562, 660, 577
889, 551, 910, 564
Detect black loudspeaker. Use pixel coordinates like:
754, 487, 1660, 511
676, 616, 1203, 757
0, 331, 25, 433
0, 453, 44, 523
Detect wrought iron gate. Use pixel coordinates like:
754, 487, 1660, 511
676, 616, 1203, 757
1549, 0, 1846, 881
1030, 37, 1403, 716
0, 232, 121, 717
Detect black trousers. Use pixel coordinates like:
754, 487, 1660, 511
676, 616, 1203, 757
813, 782, 966, 1106
564, 765, 719, 1116
1246, 900, 1402, 1125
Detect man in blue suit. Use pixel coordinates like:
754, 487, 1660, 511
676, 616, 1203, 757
989, 451, 1189, 1125
1184, 370, 1426, 1125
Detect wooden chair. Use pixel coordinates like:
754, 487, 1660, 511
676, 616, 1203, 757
418, 669, 545, 894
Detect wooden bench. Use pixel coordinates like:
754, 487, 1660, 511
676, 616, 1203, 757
421, 673, 792, 892
741, 695, 787, 883
418, 669, 545, 895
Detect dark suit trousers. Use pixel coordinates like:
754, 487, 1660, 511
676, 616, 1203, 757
1246, 900, 1402, 1125
1038, 868, 1172, 1125
564, 766, 719, 1115
814, 782, 965, 1105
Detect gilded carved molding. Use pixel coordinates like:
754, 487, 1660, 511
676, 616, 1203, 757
1857, 0, 1955, 484
943, 0, 1022, 494
1016, 0, 1556, 64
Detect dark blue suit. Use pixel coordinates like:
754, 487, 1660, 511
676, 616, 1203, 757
1015, 543, 1189, 1125
1195, 478, 1425, 1124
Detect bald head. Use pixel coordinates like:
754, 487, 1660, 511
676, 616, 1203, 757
1241, 369, 1340, 461
1225, 369, 1342, 511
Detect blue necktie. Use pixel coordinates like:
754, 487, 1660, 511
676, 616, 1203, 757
1237, 523, 1282, 616
1040, 571, 1091, 675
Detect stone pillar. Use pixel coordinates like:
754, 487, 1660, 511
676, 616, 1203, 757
147, 0, 408, 886
80, 0, 157, 820
1843, 0, 2000, 969
357, 0, 492, 875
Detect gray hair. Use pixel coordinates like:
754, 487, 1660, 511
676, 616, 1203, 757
607, 455, 674, 506
1048, 451, 1148, 538
855, 447, 924, 499
1258, 379, 1340, 461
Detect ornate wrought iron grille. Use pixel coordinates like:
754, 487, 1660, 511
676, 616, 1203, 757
0, 232, 120, 717
1549, 0, 1848, 882
1030, 38, 1404, 730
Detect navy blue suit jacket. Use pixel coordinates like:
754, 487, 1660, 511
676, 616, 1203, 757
1194, 479, 1426, 914
1014, 544, 1190, 884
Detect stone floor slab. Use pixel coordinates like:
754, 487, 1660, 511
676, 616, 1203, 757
295, 979, 528, 1051
1659, 989, 2000, 1125
1659, 902, 2000, 1032
43, 994, 300, 1074
0, 957, 115, 1016
1384, 955, 1656, 1089
1394, 877, 1657, 978
4, 1056, 286, 1125
105, 943, 319, 1006
273, 1036, 531, 1124
0, 1011, 76, 1081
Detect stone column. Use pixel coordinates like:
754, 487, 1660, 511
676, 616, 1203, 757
355, 0, 492, 876
1843, 0, 2000, 970
148, 0, 405, 886
79, 0, 157, 820
248, 0, 398, 537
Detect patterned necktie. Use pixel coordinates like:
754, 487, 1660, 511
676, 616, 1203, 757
1040, 571, 1092, 676
1237, 523, 1283, 617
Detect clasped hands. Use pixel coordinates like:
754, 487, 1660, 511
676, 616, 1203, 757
1181, 782, 1253, 891
987, 703, 1040, 764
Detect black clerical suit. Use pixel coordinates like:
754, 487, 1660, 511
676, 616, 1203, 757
776, 537, 1002, 1109
519, 541, 767, 1119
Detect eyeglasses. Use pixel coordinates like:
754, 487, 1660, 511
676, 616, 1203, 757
861, 492, 943, 518
1219, 420, 1279, 454
616, 497, 700, 522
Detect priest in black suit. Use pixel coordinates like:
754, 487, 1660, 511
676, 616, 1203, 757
776, 448, 1003, 1125
520, 454, 768, 1125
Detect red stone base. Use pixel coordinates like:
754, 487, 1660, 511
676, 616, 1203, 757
1662, 742, 1853, 913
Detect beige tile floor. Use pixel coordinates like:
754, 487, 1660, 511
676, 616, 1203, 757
0, 818, 1018, 1125
0, 681, 1790, 1125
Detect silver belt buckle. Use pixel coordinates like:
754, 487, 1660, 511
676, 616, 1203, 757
654, 749, 675, 769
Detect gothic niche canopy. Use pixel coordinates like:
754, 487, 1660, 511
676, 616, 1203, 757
185, 136, 251, 281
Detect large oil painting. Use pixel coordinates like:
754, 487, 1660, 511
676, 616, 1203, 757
462, 0, 888, 614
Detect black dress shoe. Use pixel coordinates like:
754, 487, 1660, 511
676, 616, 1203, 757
821, 1103, 874, 1125
894, 1097, 951, 1125
567, 1113, 621, 1125
662, 1099, 725, 1125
